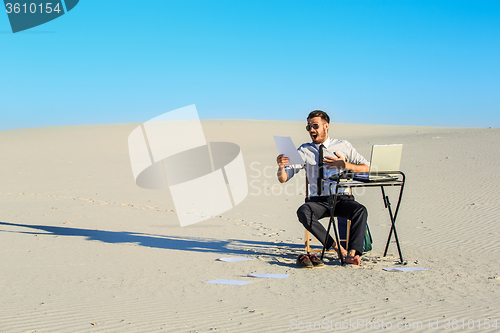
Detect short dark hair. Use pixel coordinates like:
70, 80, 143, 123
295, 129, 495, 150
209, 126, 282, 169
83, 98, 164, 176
307, 110, 330, 124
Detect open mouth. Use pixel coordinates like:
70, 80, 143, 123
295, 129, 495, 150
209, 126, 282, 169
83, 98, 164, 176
311, 134, 318, 141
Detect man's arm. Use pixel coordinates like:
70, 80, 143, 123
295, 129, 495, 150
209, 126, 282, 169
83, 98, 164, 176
276, 154, 289, 183
345, 162, 369, 173
324, 153, 369, 173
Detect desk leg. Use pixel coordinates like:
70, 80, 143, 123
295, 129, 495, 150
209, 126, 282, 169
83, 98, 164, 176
382, 187, 404, 263
322, 216, 343, 265
322, 191, 344, 265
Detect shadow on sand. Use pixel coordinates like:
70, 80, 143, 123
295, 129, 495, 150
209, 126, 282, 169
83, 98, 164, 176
0, 221, 304, 259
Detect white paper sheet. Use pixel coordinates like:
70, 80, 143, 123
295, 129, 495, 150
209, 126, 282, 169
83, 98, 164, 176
383, 267, 427, 272
247, 273, 289, 279
273, 136, 304, 166
204, 279, 252, 285
216, 257, 253, 262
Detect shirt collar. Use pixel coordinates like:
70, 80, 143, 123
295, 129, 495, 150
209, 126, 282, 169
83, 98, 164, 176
314, 136, 331, 150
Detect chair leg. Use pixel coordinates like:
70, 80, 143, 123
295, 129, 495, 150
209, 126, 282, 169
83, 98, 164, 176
345, 219, 351, 250
304, 229, 310, 253
304, 222, 350, 254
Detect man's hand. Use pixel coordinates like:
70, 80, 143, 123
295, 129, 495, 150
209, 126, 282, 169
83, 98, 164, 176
324, 152, 369, 173
276, 154, 289, 183
276, 154, 289, 168
324, 152, 346, 170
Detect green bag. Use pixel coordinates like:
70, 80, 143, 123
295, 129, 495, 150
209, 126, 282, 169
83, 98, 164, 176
338, 218, 372, 253
363, 224, 373, 253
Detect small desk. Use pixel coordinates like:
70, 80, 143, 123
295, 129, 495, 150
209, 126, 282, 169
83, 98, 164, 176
321, 171, 406, 265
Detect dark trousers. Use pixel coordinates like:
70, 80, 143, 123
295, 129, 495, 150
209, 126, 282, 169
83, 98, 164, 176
297, 195, 368, 256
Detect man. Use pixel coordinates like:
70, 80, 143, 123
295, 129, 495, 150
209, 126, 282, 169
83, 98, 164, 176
276, 110, 369, 266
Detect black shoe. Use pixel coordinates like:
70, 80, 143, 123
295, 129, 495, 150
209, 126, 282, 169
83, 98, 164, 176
296, 254, 313, 268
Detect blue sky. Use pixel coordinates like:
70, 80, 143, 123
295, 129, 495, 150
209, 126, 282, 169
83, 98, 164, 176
1, 0, 499, 130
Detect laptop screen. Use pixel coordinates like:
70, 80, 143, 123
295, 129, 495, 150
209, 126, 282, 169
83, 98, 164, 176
369, 144, 403, 173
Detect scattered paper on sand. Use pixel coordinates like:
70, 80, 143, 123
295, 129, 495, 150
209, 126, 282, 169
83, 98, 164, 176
204, 279, 252, 286
383, 267, 427, 272
247, 273, 289, 279
216, 257, 253, 262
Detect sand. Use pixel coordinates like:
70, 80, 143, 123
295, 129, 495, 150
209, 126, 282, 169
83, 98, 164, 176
0, 120, 499, 332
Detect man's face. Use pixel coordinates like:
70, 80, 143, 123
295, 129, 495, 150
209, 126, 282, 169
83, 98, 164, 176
307, 116, 329, 144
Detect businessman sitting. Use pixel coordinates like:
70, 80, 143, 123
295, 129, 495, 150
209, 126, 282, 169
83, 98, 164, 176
276, 110, 369, 266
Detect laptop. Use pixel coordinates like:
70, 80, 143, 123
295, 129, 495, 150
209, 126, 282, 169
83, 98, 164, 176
353, 144, 403, 182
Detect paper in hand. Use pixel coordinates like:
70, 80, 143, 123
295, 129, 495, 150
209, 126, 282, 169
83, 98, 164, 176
273, 136, 304, 165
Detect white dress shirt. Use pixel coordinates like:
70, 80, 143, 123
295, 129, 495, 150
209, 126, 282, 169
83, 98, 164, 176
285, 137, 369, 196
